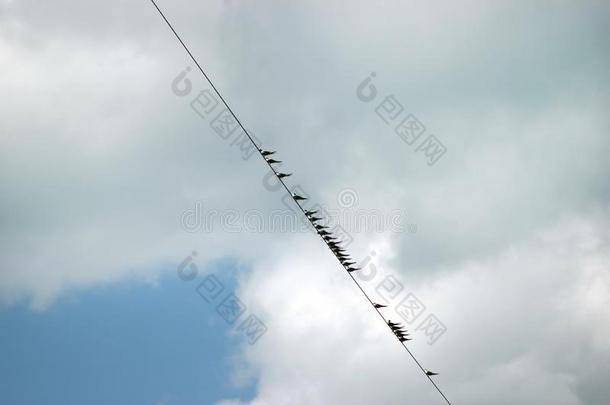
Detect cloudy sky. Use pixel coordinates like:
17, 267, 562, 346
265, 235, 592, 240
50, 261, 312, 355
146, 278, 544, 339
1, 0, 609, 404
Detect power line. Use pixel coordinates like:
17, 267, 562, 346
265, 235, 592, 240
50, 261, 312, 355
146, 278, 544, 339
147, 1, 451, 403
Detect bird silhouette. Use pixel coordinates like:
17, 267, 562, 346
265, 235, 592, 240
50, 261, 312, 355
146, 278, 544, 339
374, 303, 387, 309
346, 267, 360, 273
148, 5, 453, 401
305, 209, 318, 216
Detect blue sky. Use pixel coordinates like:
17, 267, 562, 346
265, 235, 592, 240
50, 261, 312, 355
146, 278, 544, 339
0, 259, 256, 405
1, 0, 609, 404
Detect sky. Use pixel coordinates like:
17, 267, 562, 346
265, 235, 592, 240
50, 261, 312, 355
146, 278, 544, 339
1, 0, 609, 404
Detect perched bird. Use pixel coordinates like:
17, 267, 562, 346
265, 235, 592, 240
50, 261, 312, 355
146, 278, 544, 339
346, 267, 360, 273
292, 193, 307, 201
343, 261, 356, 266
277, 172, 292, 179
388, 320, 401, 327
319, 230, 331, 236
260, 149, 275, 156
309, 216, 323, 222
266, 158, 282, 164
425, 370, 438, 376
305, 209, 318, 216
315, 224, 329, 230
374, 303, 387, 309
398, 337, 412, 342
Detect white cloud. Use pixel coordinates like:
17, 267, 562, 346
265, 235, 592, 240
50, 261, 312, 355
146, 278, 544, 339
226, 212, 610, 404
0, 0, 609, 402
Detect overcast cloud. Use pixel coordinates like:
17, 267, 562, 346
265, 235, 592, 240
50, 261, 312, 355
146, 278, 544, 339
1, 0, 609, 404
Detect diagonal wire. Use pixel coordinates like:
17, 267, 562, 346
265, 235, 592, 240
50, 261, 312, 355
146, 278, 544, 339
147, 1, 451, 403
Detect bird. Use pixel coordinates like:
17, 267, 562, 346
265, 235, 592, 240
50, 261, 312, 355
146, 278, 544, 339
388, 320, 401, 327
399, 337, 412, 342
277, 172, 292, 179
346, 267, 360, 273
319, 230, 331, 236
266, 158, 282, 164
309, 216, 323, 222
259, 149, 275, 156
305, 209, 318, 216
315, 224, 329, 230
425, 370, 438, 376
292, 193, 307, 201
343, 261, 356, 266
374, 303, 387, 309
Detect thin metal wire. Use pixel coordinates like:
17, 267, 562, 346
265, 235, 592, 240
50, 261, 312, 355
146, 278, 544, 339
147, 1, 451, 403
